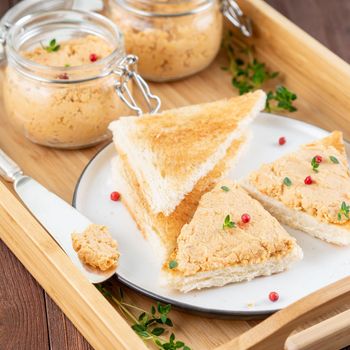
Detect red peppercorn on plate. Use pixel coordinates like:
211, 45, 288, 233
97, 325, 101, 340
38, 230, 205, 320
73, 113, 350, 316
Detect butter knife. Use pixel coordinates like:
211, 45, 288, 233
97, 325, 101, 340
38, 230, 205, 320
0, 149, 116, 284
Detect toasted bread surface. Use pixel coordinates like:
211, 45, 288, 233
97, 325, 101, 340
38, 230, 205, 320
113, 136, 248, 257
110, 90, 266, 215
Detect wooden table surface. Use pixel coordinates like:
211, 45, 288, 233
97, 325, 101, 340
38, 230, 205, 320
0, 1, 349, 349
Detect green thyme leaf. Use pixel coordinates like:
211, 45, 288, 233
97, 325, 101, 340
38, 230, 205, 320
330, 156, 339, 164
223, 214, 236, 229
338, 201, 350, 221
283, 177, 292, 187
232, 77, 254, 95
165, 318, 173, 327
221, 185, 230, 192
151, 327, 165, 336
95, 284, 112, 298
42, 38, 60, 53
274, 86, 297, 112
97, 285, 190, 350
64, 63, 71, 67
311, 156, 320, 172
164, 304, 171, 314
151, 305, 156, 315
132, 324, 146, 333
157, 302, 163, 313
131, 324, 149, 338
138, 312, 146, 321
222, 31, 297, 114
168, 260, 178, 269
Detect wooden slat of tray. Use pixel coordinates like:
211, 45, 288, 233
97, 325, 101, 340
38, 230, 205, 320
0, 0, 350, 349
239, 0, 350, 138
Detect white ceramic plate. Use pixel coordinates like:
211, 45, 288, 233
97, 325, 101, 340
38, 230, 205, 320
73, 113, 350, 317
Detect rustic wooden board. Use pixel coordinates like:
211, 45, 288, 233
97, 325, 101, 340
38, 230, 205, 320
0, 242, 49, 350
266, 0, 350, 63
0, 0, 350, 349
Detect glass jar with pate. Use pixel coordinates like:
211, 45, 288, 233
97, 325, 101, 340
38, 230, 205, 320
103, 0, 252, 82
0, 9, 160, 149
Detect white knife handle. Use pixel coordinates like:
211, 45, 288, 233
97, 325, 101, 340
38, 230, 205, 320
0, 149, 23, 182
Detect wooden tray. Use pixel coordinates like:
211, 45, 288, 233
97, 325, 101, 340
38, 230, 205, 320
1, 1, 350, 349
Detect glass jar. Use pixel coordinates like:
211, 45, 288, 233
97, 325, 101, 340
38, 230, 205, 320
1, 9, 160, 149
103, 0, 252, 82
0, 0, 74, 62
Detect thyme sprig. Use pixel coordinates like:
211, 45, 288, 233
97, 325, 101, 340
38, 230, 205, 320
168, 260, 178, 269
338, 201, 350, 221
283, 177, 292, 187
41, 38, 60, 53
222, 31, 297, 113
223, 214, 236, 229
266, 87, 297, 113
96, 284, 191, 350
311, 156, 320, 173
330, 156, 339, 164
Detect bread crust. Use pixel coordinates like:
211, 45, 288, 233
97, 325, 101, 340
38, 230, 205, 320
242, 181, 350, 246
113, 135, 249, 258
110, 90, 266, 215
165, 245, 303, 293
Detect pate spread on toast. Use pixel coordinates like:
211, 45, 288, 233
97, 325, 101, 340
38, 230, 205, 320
243, 131, 350, 245
165, 180, 302, 292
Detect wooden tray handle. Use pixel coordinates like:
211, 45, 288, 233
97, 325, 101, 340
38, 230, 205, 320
215, 276, 350, 350
286, 309, 350, 350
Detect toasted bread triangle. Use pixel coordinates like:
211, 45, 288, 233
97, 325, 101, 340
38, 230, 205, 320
110, 90, 266, 215
304, 130, 346, 155
243, 131, 350, 245
114, 135, 248, 259
165, 180, 302, 292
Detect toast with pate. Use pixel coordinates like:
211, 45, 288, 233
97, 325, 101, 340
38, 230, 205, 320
242, 131, 350, 245
165, 180, 302, 292
109, 90, 266, 216
113, 134, 248, 258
